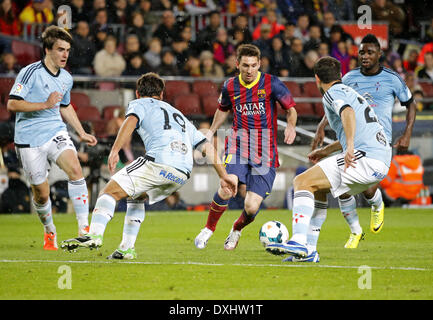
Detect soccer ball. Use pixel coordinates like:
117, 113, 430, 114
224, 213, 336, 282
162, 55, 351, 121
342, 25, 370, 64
259, 221, 289, 247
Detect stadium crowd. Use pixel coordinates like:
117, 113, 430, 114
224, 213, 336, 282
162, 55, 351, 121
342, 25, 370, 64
0, 0, 432, 213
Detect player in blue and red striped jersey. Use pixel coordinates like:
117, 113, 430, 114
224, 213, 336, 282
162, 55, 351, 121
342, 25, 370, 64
195, 44, 298, 250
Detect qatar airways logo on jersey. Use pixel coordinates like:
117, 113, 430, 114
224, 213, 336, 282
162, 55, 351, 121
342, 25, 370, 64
235, 102, 265, 116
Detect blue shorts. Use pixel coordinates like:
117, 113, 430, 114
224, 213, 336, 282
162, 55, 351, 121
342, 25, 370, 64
225, 159, 276, 199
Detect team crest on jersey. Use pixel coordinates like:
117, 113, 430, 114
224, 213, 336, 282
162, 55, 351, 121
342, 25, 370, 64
258, 89, 266, 98
376, 131, 387, 146
375, 82, 381, 91
12, 83, 23, 95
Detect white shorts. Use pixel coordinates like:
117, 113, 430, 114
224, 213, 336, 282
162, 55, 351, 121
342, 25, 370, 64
111, 156, 189, 204
16, 131, 76, 185
317, 151, 389, 198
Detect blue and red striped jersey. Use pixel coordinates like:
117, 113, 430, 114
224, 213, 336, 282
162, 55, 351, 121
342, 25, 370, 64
218, 72, 295, 168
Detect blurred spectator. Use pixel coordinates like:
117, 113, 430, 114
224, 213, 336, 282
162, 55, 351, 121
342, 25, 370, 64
294, 49, 319, 77
223, 53, 237, 77
152, 9, 179, 48
288, 37, 304, 76
228, 13, 252, 44
293, 14, 310, 43
417, 52, 433, 81
127, 11, 150, 49
0, 52, 20, 75
138, 0, 158, 27
70, 0, 90, 23
179, 25, 198, 55
0, 0, 20, 36
113, 0, 128, 24
200, 50, 224, 78
404, 72, 422, 94
90, 0, 113, 22
93, 36, 126, 76
159, 49, 179, 76
371, 0, 406, 37
105, 108, 134, 163
303, 24, 323, 53
0, 167, 30, 214
280, 22, 296, 48
403, 49, 419, 73
332, 40, 351, 75
123, 34, 142, 61
260, 55, 271, 73
318, 41, 330, 57
19, 0, 53, 35
326, 0, 354, 21
213, 27, 235, 66
151, 0, 174, 10
91, 8, 113, 51
196, 10, 221, 52
171, 37, 189, 71
322, 11, 336, 39
252, 23, 272, 58
413, 90, 425, 112
268, 36, 290, 77
390, 55, 406, 78
417, 41, 433, 66
423, 17, 433, 43
349, 56, 358, 71
181, 0, 217, 14
69, 21, 96, 75
181, 54, 201, 77
252, 9, 285, 41
122, 52, 152, 76
146, 191, 187, 211
144, 37, 162, 70
276, 0, 306, 25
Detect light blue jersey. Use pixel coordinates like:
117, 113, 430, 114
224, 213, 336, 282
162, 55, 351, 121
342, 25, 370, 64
342, 66, 412, 143
126, 98, 206, 175
9, 60, 73, 147
323, 82, 392, 167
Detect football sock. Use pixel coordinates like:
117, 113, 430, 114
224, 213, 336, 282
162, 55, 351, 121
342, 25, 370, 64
205, 192, 229, 232
33, 199, 56, 234
339, 196, 363, 235
291, 190, 315, 245
119, 199, 145, 250
306, 200, 327, 254
68, 178, 89, 229
364, 189, 383, 211
89, 194, 116, 237
233, 209, 257, 231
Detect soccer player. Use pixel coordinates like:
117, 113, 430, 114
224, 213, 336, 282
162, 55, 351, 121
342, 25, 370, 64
266, 56, 391, 262
7, 26, 97, 250
61, 73, 238, 260
194, 44, 297, 250
310, 34, 416, 249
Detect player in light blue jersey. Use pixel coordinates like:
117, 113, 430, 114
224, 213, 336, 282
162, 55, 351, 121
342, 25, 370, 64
311, 34, 417, 249
7, 26, 97, 250
61, 73, 238, 259
266, 57, 391, 262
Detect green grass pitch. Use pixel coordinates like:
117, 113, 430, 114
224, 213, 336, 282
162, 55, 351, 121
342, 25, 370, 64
0, 208, 432, 300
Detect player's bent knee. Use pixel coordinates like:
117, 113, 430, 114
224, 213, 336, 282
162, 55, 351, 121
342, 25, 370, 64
218, 187, 233, 200
244, 202, 260, 215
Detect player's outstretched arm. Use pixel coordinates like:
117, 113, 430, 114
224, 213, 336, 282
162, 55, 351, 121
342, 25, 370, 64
60, 104, 97, 147
393, 101, 417, 153
206, 109, 230, 141
308, 140, 342, 164
108, 115, 138, 174
7, 91, 62, 112
340, 107, 356, 171
199, 141, 237, 197
311, 115, 329, 150
283, 107, 297, 144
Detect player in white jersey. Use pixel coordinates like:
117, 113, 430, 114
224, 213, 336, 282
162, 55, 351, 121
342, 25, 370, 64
311, 34, 417, 249
266, 57, 391, 262
61, 73, 238, 259
7, 26, 97, 250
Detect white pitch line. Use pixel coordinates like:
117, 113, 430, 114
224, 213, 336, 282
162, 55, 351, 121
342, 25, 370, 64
0, 259, 430, 272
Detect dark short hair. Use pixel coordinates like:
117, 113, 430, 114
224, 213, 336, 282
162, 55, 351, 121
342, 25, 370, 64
136, 72, 165, 97
236, 44, 261, 61
313, 56, 341, 83
360, 33, 381, 49
41, 25, 73, 52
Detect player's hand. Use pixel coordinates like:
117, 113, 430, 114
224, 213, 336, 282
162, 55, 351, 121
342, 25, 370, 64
311, 126, 325, 151
344, 146, 356, 172
307, 148, 327, 164
45, 91, 62, 109
393, 134, 410, 154
108, 151, 120, 174
220, 174, 238, 197
284, 124, 296, 144
80, 132, 98, 147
